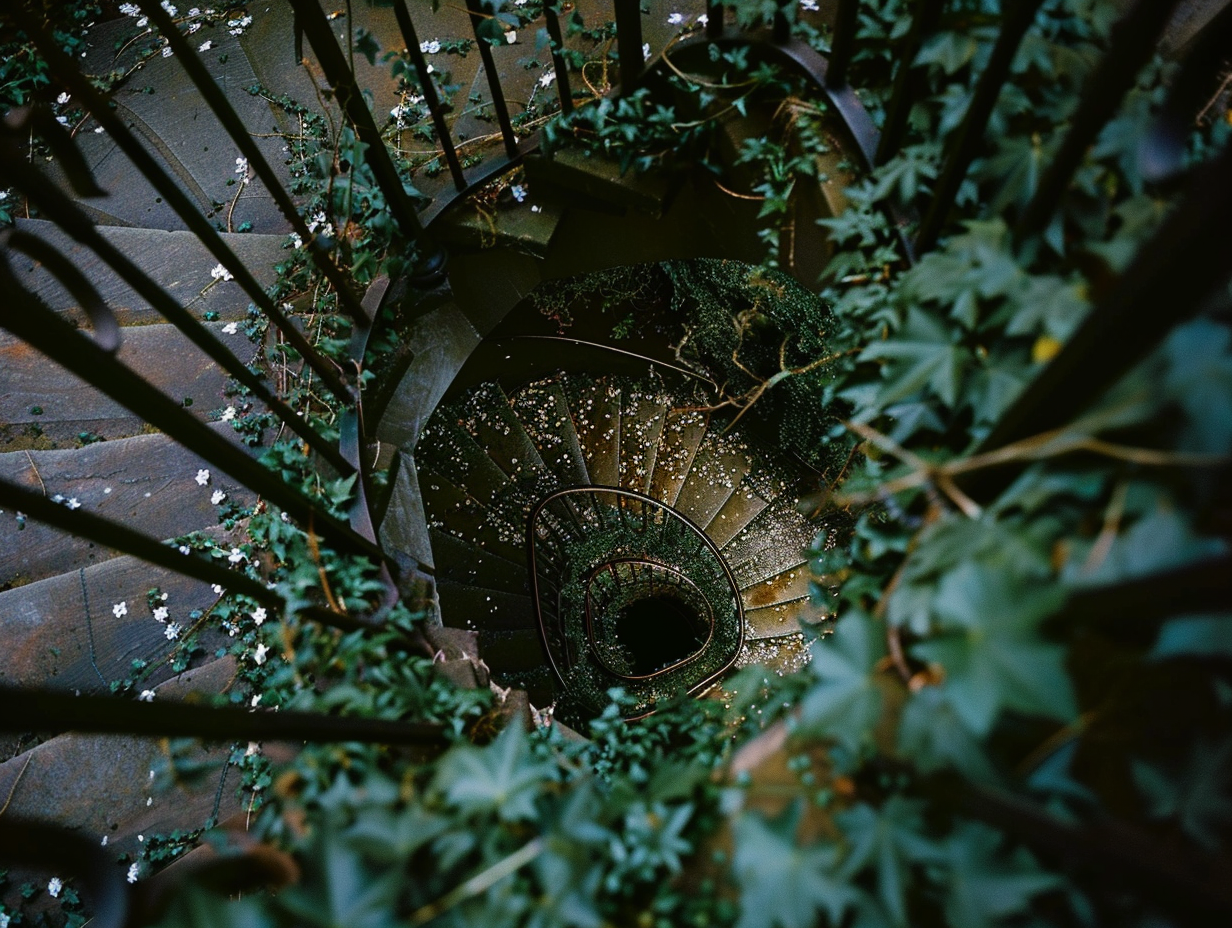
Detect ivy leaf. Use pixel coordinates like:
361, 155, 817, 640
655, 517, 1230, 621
1132, 738, 1232, 850
1163, 319, 1232, 454
733, 803, 858, 928
916, 30, 979, 74
836, 798, 940, 927
1003, 274, 1089, 341
276, 826, 403, 928
912, 564, 1073, 734
1151, 613, 1232, 661
1071, 506, 1227, 586
897, 686, 999, 783
937, 822, 1061, 928
798, 610, 886, 753
859, 308, 970, 407
433, 723, 554, 822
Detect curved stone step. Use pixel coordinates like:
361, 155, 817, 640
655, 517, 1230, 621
721, 497, 818, 587
675, 430, 752, 530
646, 407, 709, 507
510, 377, 591, 487
419, 470, 526, 565
0, 426, 253, 586
566, 376, 622, 487
735, 632, 811, 676
3, 220, 288, 328
437, 578, 536, 633
740, 564, 811, 611
0, 321, 252, 449
429, 528, 529, 595
617, 387, 668, 494
703, 476, 772, 548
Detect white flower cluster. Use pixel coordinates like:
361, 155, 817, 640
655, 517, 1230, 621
50, 493, 82, 510
210, 263, 234, 281
419, 39, 441, 54
227, 14, 252, 36
234, 155, 250, 185
538, 70, 556, 89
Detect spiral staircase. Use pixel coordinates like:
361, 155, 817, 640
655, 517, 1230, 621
0, 0, 859, 918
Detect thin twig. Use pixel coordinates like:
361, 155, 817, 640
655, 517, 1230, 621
409, 838, 545, 926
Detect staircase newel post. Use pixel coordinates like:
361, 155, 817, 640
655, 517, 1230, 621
614, 0, 645, 94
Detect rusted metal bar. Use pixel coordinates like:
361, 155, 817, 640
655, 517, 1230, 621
0, 142, 354, 474
614, 0, 645, 93
6, 7, 360, 398
875, 0, 945, 165
0, 264, 386, 562
295, 2, 427, 239
826, 0, 862, 88
543, 0, 575, 114
463, 0, 520, 158
707, 0, 723, 38
392, 0, 468, 189
974, 139, 1232, 464
132, 0, 374, 327
915, 0, 1046, 253
773, 0, 791, 45
1014, 0, 1185, 243
0, 686, 448, 747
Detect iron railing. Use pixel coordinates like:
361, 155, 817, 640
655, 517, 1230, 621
1, 0, 1231, 919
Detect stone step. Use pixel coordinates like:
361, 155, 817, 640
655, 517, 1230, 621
0, 658, 243, 919
455, 381, 546, 481
0, 321, 248, 449
416, 418, 513, 507
675, 431, 751, 531
64, 14, 292, 233
722, 496, 818, 587
447, 248, 543, 338
437, 579, 536, 633
418, 469, 526, 566
734, 632, 811, 677
0, 524, 240, 698
744, 596, 825, 641
3, 219, 287, 328
510, 377, 591, 487
0, 426, 253, 586
704, 476, 772, 549
478, 626, 549, 675
429, 528, 530, 595
646, 407, 709, 507
740, 562, 811, 610
436, 191, 565, 259
565, 376, 622, 487
617, 388, 668, 495
522, 147, 672, 218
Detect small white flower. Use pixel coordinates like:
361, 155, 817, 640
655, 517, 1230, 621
164, 622, 182, 640
280, 512, 291, 523
153, 605, 169, 622
425, 63, 435, 74
510, 184, 527, 202
530, 204, 542, 213
212, 583, 225, 595
211, 489, 227, 504
113, 601, 128, 618
539, 70, 556, 89
136, 16, 148, 27
198, 39, 213, 52
101, 835, 108, 846
127, 863, 140, 884
56, 115, 70, 127
188, 7, 200, 16
161, 46, 173, 58
251, 606, 267, 626
251, 694, 262, 707
219, 406, 236, 422
642, 42, 650, 59
698, 12, 709, 23
195, 468, 210, 485
178, 544, 191, 555
161, 1, 178, 15
119, 2, 139, 14
800, 0, 819, 9
289, 231, 303, 249
245, 741, 260, 756
506, 30, 517, 44
210, 263, 234, 281
47, 878, 63, 898
66, 498, 81, 510
52, 494, 65, 503
138, 689, 155, 702
221, 321, 238, 334
420, 39, 441, 54
228, 547, 245, 564
187, 21, 201, 33
94, 125, 105, 133
668, 12, 684, 24
253, 643, 270, 665
57, 92, 71, 105
234, 156, 249, 184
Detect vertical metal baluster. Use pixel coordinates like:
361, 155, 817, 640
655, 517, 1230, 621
1014, 0, 1185, 243
707, 0, 723, 38
0, 142, 353, 475
875, 0, 945, 165
773, 0, 791, 45
295, 3, 429, 242
392, 0, 468, 190
614, 0, 645, 93
462, 0, 520, 158
7, 8, 358, 396
826, 0, 862, 88
543, 0, 575, 114
131, 1, 373, 326
915, 0, 1046, 254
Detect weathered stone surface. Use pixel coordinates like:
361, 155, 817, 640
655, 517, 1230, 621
0, 427, 252, 584
0, 321, 247, 447
4, 219, 287, 327
379, 454, 435, 570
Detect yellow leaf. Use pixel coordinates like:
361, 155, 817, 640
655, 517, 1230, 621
1032, 335, 1062, 363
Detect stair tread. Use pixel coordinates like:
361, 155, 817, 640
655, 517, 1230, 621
646, 406, 709, 507
0, 658, 243, 870
477, 626, 549, 675
740, 563, 811, 609
417, 417, 513, 505
437, 193, 565, 259
0, 523, 239, 696
567, 376, 622, 487
721, 496, 817, 586
0, 321, 249, 448
437, 578, 536, 632
675, 431, 752, 531
511, 376, 591, 487
734, 632, 811, 676
618, 387, 668, 495
704, 477, 772, 548
4, 220, 287, 327
0, 426, 253, 585
457, 381, 547, 479
66, 16, 291, 233
744, 597, 831, 641
429, 528, 529, 594
418, 469, 527, 565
